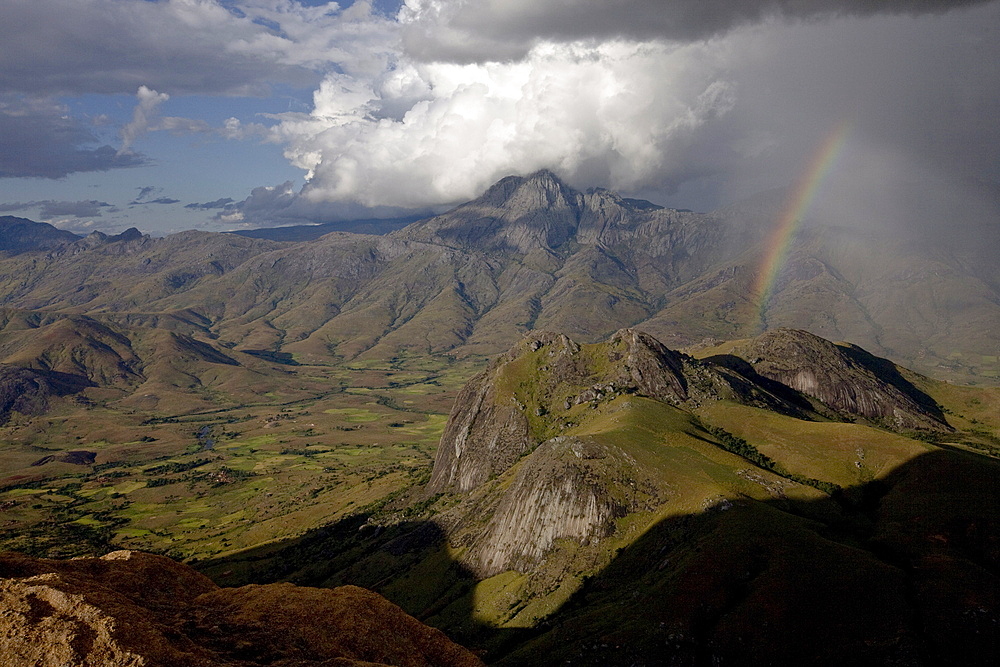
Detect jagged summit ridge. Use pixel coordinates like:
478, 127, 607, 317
719, 328, 950, 430
429, 328, 748, 496
431, 327, 950, 495
0, 169, 996, 383
396, 169, 684, 255
478, 169, 579, 210
428, 328, 701, 494
397, 170, 582, 253
425, 326, 956, 582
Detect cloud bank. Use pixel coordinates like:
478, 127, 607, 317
1, 1, 399, 181
214, 180, 421, 228
0, 199, 115, 218
261, 0, 1000, 218
0, 95, 147, 178
186, 198, 235, 210
399, 0, 994, 62
279, 39, 738, 208
1, 0, 396, 96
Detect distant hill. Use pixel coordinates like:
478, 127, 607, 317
0, 171, 996, 384
0, 216, 80, 254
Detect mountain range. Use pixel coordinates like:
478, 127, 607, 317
0, 170, 996, 409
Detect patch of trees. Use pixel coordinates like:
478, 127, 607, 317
704, 425, 840, 496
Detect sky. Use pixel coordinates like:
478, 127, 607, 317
0, 0, 998, 236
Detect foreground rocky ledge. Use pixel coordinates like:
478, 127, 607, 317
0, 549, 483, 667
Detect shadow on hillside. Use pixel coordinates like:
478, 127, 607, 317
0, 367, 95, 425
197, 448, 1000, 665
840, 344, 951, 423
195, 513, 534, 655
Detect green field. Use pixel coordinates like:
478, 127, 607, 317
0, 354, 477, 560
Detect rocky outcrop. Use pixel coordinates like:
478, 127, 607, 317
0, 550, 484, 667
428, 329, 693, 494
729, 329, 950, 430
603, 329, 688, 403
425, 332, 564, 494
396, 170, 582, 254
467, 436, 652, 576
429, 326, 830, 496
428, 327, 957, 578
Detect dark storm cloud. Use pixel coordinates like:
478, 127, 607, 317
683, 6, 1000, 209
0, 0, 319, 96
285, 1, 1000, 216
185, 198, 236, 210
213, 181, 420, 228
133, 186, 158, 203
403, 0, 995, 62
0, 199, 115, 218
0, 96, 147, 178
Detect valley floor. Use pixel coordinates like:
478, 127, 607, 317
0, 354, 484, 561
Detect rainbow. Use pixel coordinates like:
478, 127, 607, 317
752, 120, 851, 330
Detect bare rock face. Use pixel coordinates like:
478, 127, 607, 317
428, 329, 691, 494
430, 326, 949, 501
0, 550, 484, 667
396, 170, 582, 254
603, 329, 688, 403
467, 436, 653, 576
733, 329, 950, 430
427, 327, 957, 580
427, 329, 711, 575
425, 341, 536, 494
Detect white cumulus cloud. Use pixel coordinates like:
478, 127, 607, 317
250, 0, 1000, 219
276, 39, 738, 208
118, 86, 170, 155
